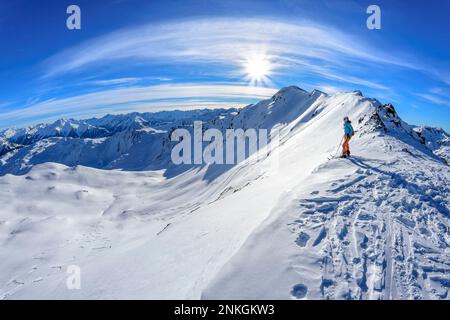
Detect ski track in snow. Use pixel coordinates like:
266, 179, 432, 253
283, 148, 449, 299
203, 134, 449, 300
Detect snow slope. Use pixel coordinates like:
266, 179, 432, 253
0, 86, 449, 299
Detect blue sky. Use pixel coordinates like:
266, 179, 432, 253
1, 0, 449, 131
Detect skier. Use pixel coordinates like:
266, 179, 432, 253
342, 116, 354, 158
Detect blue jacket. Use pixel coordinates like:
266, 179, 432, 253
344, 121, 354, 136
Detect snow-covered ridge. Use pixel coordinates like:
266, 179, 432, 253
1, 86, 449, 300
1, 87, 448, 175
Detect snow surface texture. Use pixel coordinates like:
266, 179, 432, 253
0, 86, 449, 299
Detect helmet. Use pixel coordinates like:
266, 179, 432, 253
343, 116, 349, 122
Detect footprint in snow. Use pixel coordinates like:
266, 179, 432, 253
32, 277, 43, 283
316, 203, 336, 214
28, 266, 38, 274
312, 227, 327, 247
291, 284, 308, 299
295, 232, 310, 247
11, 279, 24, 286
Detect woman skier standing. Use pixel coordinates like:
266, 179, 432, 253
342, 116, 354, 158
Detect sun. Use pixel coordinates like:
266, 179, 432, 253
243, 53, 272, 86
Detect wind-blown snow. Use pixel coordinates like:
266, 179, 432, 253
0, 86, 449, 299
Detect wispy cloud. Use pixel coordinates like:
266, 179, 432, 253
87, 76, 172, 87
0, 101, 12, 111
416, 93, 446, 105
417, 87, 450, 107
42, 17, 422, 83
0, 83, 277, 127
88, 77, 142, 86
429, 87, 450, 97
417, 94, 449, 107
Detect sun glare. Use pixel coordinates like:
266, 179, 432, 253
243, 53, 272, 86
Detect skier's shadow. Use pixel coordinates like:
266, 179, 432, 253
348, 156, 384, 174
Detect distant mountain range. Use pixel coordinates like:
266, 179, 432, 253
1, 86, 448, 176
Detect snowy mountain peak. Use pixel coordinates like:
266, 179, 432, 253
310, 89, 328, 97
0, 86, 448, 174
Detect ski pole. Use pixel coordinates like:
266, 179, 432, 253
334, 136, 344, 158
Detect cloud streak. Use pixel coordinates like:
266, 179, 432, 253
0, 83, 277, 128
42, 17, 420, 84
87, 77, 142, 86
417, 87, 450, 107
